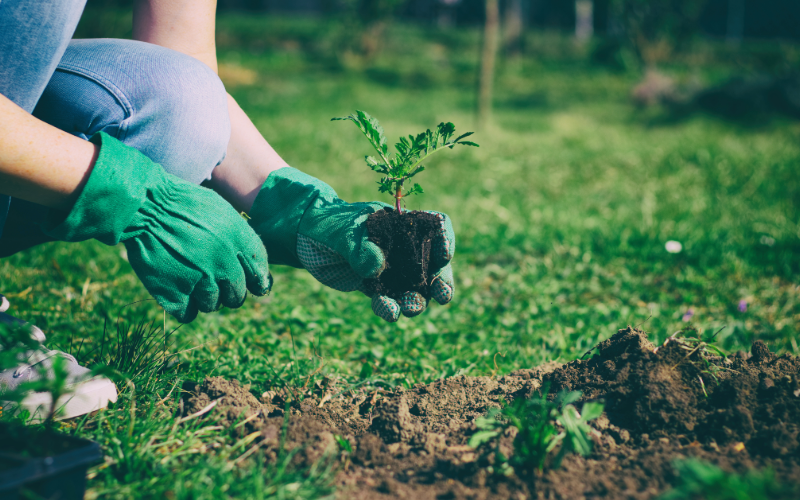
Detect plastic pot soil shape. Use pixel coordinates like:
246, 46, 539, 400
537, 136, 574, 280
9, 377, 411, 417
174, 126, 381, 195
0, 424, 101, 500
362, 208, 441, 301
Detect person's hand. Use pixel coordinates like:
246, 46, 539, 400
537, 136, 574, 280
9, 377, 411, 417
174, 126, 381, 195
41, 132, 271, 323
247, 167, 455, 322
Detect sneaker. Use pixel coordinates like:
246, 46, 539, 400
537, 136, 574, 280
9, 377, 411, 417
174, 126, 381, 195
0, 294, 118, 422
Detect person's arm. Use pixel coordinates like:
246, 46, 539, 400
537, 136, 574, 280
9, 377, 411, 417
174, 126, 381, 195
0, 93, 98, 209
133, 0, 218, 73
130, 1, 455, 323
206, 95, 289, 212
132, 0, 284, 212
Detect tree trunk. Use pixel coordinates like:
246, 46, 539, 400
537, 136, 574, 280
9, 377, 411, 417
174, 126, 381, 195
478, 0, 499, 130
503, 0, 525, 55
575, 0, 594, 42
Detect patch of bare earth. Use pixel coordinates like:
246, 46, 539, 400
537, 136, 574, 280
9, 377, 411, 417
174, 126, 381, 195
181, 327, 800, 499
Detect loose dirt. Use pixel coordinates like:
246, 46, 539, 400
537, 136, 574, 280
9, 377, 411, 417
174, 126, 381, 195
181, 327, 800, 499
363, 208, 441, 301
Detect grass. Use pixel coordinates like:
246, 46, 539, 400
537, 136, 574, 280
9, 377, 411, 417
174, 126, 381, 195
1, 11, 799, 498
661, 459, 799, 500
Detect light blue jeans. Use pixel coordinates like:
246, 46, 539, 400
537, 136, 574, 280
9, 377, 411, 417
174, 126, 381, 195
0, 0, 231, 253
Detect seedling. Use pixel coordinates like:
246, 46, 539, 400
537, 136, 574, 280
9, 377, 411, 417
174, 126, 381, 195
333, 110, 478, 213
661, 459, 798, 500
658, 327, 738, 397
469, 386, 604, 474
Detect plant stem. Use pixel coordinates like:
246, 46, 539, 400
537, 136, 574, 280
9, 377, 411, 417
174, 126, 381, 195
394, 183, 403, 214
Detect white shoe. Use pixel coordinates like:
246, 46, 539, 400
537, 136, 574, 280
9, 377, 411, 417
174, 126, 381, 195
0, 294, 118, 421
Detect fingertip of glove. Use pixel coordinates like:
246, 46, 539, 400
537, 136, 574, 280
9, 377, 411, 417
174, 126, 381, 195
239, 252, 273, 296
173, 304, 198, 324
218, 280, 248, 310
249, 271, 273, 297
399, 291, 427, 317
426, 212, 455, 265
371, 295, 400, 322
431, 277, 454, 305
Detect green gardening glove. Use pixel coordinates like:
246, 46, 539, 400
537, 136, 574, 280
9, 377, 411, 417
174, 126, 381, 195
41, 132, 271, 323
247, 167, 455, 322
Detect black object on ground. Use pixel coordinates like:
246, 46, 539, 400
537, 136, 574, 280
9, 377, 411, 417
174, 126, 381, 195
0, 423, 102, 500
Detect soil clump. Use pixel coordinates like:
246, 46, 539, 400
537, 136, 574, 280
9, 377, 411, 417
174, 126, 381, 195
363, 208, 441, 300
181, 328, 800, 499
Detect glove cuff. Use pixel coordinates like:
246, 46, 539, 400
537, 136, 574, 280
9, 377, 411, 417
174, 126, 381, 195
248, 167, 338, 268
41, 132, 163, 245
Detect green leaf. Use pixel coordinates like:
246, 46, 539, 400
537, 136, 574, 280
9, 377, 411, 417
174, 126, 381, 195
405, 183, 424, 197
559, 391, 582, 407
438, 122, 456, 143
459, 141, 480, 147
365, 156, 387, 172
334, 435, 352, 453
468, 430, 501, 448
580, 402, 604, 421
406, 165, 425, 179
557, 404, 596, 457
475, 415, 502, 430
356, 110, 388, 156
358, 361, 374, 379
453, 131, 474, 143
377, 179, 394, 194
333, 111, 390, 161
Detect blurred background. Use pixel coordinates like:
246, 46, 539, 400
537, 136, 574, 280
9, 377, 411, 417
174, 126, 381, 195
76, 0, 800, 124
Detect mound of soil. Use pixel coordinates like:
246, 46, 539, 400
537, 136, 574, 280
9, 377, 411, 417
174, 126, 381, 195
181, 328, 800, 499
363, 208, 441, 300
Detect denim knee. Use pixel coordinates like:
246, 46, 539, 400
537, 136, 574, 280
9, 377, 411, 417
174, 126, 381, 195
33, 39, 231, 185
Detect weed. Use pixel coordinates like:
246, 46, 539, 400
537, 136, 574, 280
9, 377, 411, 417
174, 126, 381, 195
658, 326, 738, 395
660, 459, 799, 500
469, 385, 604, 474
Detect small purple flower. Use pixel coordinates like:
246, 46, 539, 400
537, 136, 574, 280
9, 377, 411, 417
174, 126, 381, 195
738, 300, 747, 312
682, 309, 694, 322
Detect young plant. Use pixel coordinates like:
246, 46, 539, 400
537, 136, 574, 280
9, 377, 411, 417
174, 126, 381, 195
660, 459, 799, 500
659, 326, 733, 397
333, 110, 478, 213
469, 386, 604, 474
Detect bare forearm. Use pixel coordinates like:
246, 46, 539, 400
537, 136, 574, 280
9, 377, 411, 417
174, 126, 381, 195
0, 94, 98, 209
133, 0, 218, 72
131, 1, 289, 212
205, 95, 289, 213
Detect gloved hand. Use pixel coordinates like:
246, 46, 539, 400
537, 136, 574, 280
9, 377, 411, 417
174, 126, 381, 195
247, 167, 455, 322
41, 132, 271, 323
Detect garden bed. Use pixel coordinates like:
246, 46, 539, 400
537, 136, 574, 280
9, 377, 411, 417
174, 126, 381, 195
181, 327, 800, 499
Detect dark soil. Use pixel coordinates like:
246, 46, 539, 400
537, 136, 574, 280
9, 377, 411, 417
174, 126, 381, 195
181, 328, 800, 499
363, 208, 441, 300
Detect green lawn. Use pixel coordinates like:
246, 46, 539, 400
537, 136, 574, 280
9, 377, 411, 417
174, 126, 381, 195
2, 13, 799, 499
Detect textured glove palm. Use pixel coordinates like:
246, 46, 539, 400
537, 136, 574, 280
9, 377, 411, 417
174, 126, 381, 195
247, 167, 455, 322
41, 132, 271, 323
